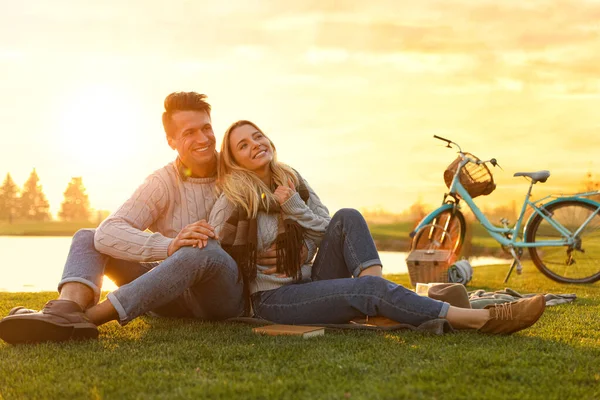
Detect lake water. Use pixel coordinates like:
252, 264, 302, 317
0, 236, 510, 292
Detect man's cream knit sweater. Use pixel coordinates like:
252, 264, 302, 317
94, 160, 321, 271
94, 160, 218, 262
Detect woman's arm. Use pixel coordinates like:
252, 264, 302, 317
280, 178, 331, 245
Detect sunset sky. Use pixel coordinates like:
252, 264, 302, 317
1, 0, 599, 218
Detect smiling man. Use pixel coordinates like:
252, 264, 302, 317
0, 92, 246, 344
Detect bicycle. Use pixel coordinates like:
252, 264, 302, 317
410, 135, 600, 284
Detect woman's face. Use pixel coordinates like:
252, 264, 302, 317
229, 124, 274, 173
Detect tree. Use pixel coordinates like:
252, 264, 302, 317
582, 171, 600, 201
18, 168, 51, 221
59, 177, 91, 221
405, 198, 430, 226
0, 173, 20, 222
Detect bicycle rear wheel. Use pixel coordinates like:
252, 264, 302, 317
412, 209, 466, 254
526, 200, 600, 283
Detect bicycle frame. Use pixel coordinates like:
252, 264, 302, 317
413, 136, 600, 283
415, 155, 600, 250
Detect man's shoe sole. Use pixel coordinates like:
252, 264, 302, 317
0, 316, 98, 344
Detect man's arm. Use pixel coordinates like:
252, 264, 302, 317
94, 174, 172, 262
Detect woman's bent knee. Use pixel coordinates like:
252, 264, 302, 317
332, 208, 363, 222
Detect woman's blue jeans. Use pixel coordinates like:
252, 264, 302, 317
58, 229, 245, 325
251, 209, 449, 326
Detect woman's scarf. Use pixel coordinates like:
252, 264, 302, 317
220, 172, 310, 289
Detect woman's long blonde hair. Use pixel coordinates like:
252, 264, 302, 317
218, 120, 300, 218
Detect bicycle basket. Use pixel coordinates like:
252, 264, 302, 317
443, 153, 496, 198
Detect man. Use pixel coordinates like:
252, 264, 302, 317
0, 92, 248, 344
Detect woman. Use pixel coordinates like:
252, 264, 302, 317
208, 120, 546, 334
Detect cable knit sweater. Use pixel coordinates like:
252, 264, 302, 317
209, 178, 331, 294
94, 159, 319, 268
94, 160, 219, 262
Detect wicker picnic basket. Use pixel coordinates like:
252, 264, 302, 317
406, 249, 456, 287
406, 224, 458, 287
443, 153, 496, 198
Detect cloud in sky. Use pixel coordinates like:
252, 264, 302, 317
3, 0, 599, 91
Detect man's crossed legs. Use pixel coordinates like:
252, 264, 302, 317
0, 229, 245, 344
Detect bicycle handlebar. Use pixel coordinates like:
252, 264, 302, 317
433, 134, 452, 145
433, 135, 462, 152
433, 135, 500, 168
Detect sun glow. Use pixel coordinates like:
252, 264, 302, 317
39, 83, 168, 216
54, 85, 141, 167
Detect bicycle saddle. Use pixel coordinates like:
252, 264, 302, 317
513, 170, 550, 183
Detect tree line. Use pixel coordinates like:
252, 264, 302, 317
3, 168, 597, 225
0, 169, 91, 223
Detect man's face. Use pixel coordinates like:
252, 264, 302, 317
167, 110, 216, 169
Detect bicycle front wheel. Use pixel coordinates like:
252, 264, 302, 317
412, 209, 466, 254
526, 200, 600, 283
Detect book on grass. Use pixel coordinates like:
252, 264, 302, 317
252, 324, 325, 338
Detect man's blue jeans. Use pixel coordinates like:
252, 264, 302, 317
251, 209, 449, 326
58, 229, 245, 325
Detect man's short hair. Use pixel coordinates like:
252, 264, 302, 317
162, 92, 212, 138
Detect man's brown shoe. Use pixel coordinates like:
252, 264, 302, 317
478, 294, 546, 335
8, 306, 37, 316
0, 300, 98, 344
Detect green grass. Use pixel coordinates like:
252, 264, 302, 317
368, 222, 414, 240
0, 221, 98, 236
368, 220, 510, 255
1, 264, 599, 399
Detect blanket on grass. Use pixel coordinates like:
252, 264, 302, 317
468, 288, 577, 309
447, 260, 473, 285
225, 316, 454, 335
224, 288, 576, 335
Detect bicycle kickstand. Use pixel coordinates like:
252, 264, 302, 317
503, 248, 523, 283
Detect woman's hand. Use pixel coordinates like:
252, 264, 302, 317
167, 219, 219, 256
273, 178, 296, 205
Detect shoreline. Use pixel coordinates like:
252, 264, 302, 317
0, 232, 511, 258
374, 238, 511, 258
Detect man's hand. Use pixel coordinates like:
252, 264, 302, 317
167, 219, 219, 256
257, 243, 278, 267
273, 178, 296, 205
259, 241, 309, 278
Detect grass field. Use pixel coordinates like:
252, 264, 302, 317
1, 263, 599, 399
369, 220, 507, 255
0, 220, 98, 236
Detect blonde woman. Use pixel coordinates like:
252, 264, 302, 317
208, 120, 546, 334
